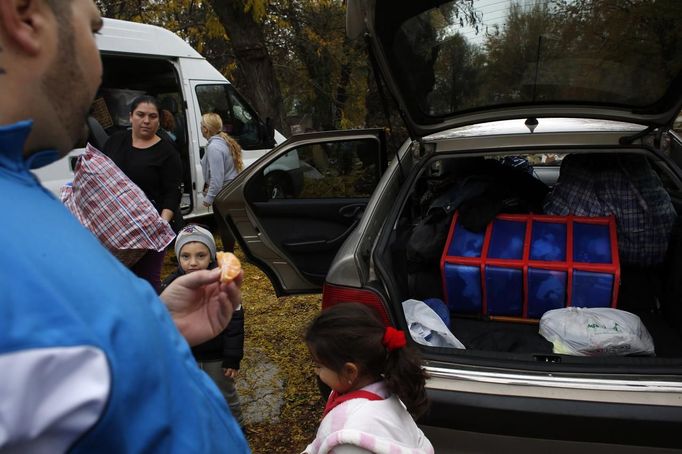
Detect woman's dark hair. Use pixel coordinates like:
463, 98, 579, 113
305, 303, 429, 418
129, 95, 160, 114
160, 109, 176, 130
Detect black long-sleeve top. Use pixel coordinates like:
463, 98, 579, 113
160, 264, 245, 370
103, 130, 182, 214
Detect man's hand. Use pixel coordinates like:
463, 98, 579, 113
160, 268, 243, 346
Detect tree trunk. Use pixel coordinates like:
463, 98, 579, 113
333, 60, 351, 127
207, 0, 289, 136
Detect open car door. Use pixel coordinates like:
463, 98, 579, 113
213, 129, 387, 295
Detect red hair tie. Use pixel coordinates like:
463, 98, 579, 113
383, 327, 406, 351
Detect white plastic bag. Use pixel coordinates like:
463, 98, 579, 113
539, 307, 655, 356
402, 299, 465, 349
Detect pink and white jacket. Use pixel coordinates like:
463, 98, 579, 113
303, 381, 434, 454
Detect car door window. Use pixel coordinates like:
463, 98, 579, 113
257, 138, 382, 200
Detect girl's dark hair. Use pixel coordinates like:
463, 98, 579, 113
305, 303, 429, 418
129, 95, 160, 114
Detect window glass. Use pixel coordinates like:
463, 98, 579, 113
378, 0, 682, 120
260, 139, 381, 199
195, 84, 266, 149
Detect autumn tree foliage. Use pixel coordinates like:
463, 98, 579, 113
206, 0, 287, 133
96, 0, 369, 134
94, 0, 476, 135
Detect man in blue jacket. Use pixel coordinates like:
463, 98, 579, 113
0, 0, 249, 452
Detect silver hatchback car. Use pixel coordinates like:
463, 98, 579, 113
215, 1, 682, 451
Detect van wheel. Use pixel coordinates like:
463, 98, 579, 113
265, 170, 293, 199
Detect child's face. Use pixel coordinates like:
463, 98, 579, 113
178, 242, 212, 273
313, 360, 350, 394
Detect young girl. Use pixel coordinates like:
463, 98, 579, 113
200, 112, 243, 208
160, 224, 245, 429
303, 303, 433, 454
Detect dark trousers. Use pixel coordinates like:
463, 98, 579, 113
198, 360, 244, 426
131, 248, 166, 294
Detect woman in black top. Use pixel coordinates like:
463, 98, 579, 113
103, 95, 182, 292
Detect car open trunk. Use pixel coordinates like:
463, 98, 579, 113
375, 145, 682, 373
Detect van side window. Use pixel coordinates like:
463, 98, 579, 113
195, 84, 265, 150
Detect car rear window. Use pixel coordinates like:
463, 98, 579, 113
376, 0, 682, 121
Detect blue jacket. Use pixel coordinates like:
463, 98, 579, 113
0, 121, 249, 453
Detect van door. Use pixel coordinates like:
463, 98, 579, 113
190, 81, 275, 166
213, 129, 387, 296
188, 80, 278, 215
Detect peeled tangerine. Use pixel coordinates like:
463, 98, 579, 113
216, 251, 241, 283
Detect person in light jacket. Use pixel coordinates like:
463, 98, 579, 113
200, 112, 243, 208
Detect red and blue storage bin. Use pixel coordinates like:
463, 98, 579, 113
440, 212, 620, 319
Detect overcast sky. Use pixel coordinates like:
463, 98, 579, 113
458, 0, 539, 47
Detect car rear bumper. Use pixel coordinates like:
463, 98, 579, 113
421, 383, 682, 448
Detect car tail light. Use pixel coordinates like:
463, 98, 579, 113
322, 283, 391, 326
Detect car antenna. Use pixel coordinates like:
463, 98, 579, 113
532, 35, 542, 103
526, 33, 549, 134
367, 35, 406, 181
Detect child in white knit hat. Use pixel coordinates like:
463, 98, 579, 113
161, 224, 245, 430
173, 224, 217, 273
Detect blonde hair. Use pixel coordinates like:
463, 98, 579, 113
201, 113, 244, 172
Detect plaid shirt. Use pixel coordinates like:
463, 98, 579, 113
61, 144, 175, 253
544, 154, 676, 266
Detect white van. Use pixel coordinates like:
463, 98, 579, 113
34, 17, 286, 221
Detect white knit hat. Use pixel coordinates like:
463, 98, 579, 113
174, 224, 216, 260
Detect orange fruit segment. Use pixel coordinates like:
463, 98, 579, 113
216, 251, 241, 283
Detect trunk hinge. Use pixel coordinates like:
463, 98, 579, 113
619, 125, 657, 146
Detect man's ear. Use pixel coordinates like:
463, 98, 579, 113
0, 0, 50, 56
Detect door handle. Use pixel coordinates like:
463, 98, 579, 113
339, 204, 365, 219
